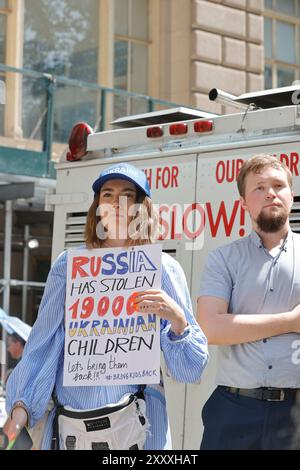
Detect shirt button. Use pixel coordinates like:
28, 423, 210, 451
263, 339, 267, 343
268, 365, 273, 370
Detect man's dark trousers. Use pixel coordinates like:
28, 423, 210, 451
200, 386, 298, 450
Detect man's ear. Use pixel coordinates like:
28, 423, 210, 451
240, 196, 248, 212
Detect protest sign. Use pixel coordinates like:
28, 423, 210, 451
63, 244, 162, 386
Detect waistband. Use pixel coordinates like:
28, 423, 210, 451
219, 385, 299, 402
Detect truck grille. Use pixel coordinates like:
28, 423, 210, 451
65, 212, 87, 248
290, 196, 300, 234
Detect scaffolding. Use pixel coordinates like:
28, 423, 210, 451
0, 183, 48, 387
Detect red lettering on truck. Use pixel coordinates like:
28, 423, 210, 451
205, 200, 241, 237
215, 159, 244, 184
215, 152, 300, 184
279, 153, 299, 176
144, 166, 179, 189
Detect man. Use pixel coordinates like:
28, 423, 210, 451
6, 334, 26, 383
7, 334, 25, 362
197, 154, 300, 450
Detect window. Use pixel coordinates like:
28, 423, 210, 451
0, 14, 6, 64
264, 0, 300, 88
276, 0, 296, 16
23, 0, 100, 142
24, 0, 99, 81
114, 0, 149, 118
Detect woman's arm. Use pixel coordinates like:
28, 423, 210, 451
134, 254, 208, 383
197, 295, 300, 345
5, 251, 67, 428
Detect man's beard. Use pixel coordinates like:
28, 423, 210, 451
256, 207, 289, 233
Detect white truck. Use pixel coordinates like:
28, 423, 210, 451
48, 86, 300, 449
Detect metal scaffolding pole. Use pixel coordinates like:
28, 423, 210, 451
0, 183, 35, 388
1, 200, 13, 387
3, 200, 12, 312
0, 279, 46, 288
22, 225, 30, 323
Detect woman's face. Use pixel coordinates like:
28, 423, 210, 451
98, 178, 137, 242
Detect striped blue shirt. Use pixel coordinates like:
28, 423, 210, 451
6, 250, 208, 450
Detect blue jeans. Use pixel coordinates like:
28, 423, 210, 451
200, 386, 298, 450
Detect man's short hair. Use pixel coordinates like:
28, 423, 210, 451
237, 154, 293, 198
8, 333, 26, 347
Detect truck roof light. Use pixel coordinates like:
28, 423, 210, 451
194, 120, 214, 133
169, 123, 188, 135
146, 126, 164, 138
67, 122, 93, 162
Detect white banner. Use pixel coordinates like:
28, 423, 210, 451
63, 244, 162, 386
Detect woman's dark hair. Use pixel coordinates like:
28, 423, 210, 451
8, 333, 26, 347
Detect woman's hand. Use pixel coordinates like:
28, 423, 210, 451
3, 406, 28, 442
134, 289, 188, 335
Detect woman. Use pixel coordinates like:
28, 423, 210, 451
4, 163, 208, 450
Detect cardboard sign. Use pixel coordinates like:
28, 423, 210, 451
63, 244, 162, 386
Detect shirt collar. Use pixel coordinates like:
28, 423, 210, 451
249, 228, 292, 251
249, 230, 263, 249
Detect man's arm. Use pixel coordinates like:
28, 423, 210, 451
197, 296, 300, 345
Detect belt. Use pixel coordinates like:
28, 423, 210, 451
219, 386, 299, 402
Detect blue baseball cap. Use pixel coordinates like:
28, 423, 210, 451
92, 163, 151, 198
